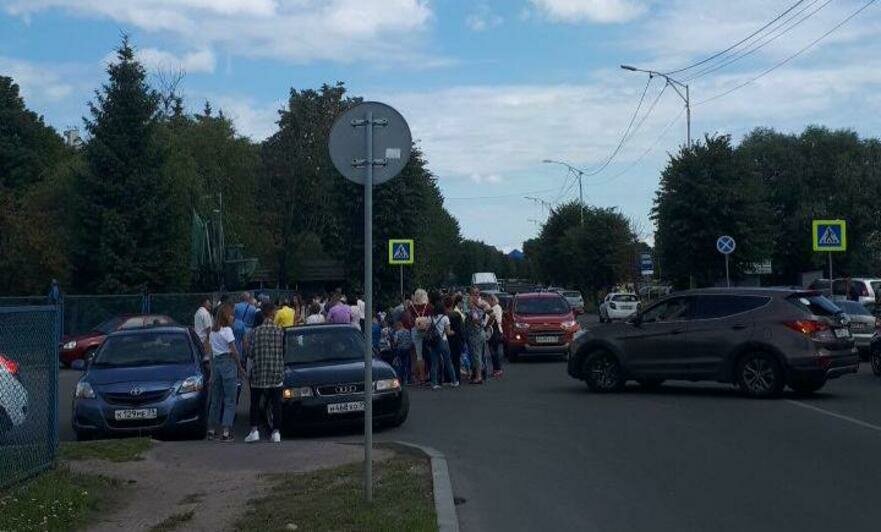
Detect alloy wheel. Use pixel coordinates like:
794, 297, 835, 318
589, 354, 621, 390
741, 357, 776, 394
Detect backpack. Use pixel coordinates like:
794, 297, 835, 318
423, 316, 441, 349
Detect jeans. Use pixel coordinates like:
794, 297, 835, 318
208, 354, 238, 429
249, 386, 282, 432
395, 347, 412, 384
429, 340, 457, 386
467, 332, 487, 378
411, 328, 425, 361
489, 336, 503, 374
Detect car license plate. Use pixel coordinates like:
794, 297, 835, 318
534, 335, 559, 344
327, 401, 365, 414
834, 328, 850, 339
114, 408, 157, 421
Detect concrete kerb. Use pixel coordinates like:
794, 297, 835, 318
393, 441, 460, 532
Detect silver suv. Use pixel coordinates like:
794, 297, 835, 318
567, 288, 858, 397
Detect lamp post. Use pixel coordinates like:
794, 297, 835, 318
542, 159, 585, 226
620, 65, 691, 149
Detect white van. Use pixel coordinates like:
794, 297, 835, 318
472, 272, 500, 293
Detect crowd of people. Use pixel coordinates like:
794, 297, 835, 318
193, 287, 506, 442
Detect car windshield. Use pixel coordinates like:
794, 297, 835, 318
93, 332, 192, 367
788, 293, 842, 317
285, 327, 364, 364
91, 317, 124, 335
515, 297, 569, 315
612, 294, 639, 302
837, 301, 871, 316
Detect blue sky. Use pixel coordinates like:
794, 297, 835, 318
2, 0, 881, 251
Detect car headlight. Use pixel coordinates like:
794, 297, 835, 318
609, 302, 617, 309
375, 378, 401, 392
514, 322, 530, 330
75, 381, 95, 399
573, 329, 588, 341
561, 320, 577, 329
177, 375, 203, 395
282, 386, 313, 400
63, 340, 77, 350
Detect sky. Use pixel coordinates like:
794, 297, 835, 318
2, 0, 881, 252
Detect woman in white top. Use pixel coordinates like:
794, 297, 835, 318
428, 300, 459, 390
206, 304, 244, 442
305, 302, 326, 324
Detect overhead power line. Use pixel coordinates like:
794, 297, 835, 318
664, 0, 808, 75
697, 0, 879, 106
444, 187, 558, 201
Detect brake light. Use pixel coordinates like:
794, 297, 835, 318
784, 320, 829, 337
0, 354, 19, 375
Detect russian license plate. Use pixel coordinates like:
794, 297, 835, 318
834, 328, 850, 339
327, 401, 365, 414
534, 335, 559, 344
114, 408, 157, 421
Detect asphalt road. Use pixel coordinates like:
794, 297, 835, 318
54, 318, 881, 532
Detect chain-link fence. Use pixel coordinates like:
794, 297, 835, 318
0, 306, 58, 488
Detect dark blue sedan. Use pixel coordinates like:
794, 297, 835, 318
72, 327, 208, 440
280, 325, 409, 432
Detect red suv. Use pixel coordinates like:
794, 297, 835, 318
60, 314, 176, 367
502, 292, 580, 360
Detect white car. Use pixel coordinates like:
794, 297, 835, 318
831, 278, 881, 311
0, 353, 28, 435
599, 293, 640, 322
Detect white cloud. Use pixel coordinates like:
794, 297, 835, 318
529, 0, 647, 24
469, 173, 505, 184
2, 0, 437, 65
102, 47, 216, 74
466, 3, 503, 31
0, 56, 76, 103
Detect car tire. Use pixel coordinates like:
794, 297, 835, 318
871, 350, 881, 376
736, 352, 784, 398
789, 379, 826, 395
637, 378, 665, 390
582, 351, 625, 393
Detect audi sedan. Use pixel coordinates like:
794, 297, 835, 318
280, 325, 408, 432
71, 327, 208, 440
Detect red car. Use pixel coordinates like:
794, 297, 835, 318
60, 314, 176, 367
502, 292, 580, 361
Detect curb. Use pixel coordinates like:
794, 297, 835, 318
394, 441, 460, 532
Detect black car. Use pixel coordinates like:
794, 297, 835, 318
280, 325, 408, 431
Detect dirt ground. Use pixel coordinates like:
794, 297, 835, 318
67, 440, 391, 531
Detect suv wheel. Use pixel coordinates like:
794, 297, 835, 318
583, 351, 624, 393
871, 350, 881, 376
737, 352, 784, 398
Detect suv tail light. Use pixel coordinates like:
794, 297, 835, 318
0, 354, 19, 375
784, 320, 834, 341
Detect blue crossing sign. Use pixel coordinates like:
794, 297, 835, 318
812, 220, 846, 252
716, 235, 736, 255
388, 239, 414, 265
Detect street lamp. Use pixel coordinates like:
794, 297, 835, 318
620, 65, 691, 149
542, 159, 585, 226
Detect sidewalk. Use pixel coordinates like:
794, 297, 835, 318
69, 440, 392, 531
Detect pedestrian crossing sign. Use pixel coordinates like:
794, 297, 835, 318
812, 220, 846, 252
388, 239, 414, 265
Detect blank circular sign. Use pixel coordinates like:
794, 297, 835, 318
328, 101, 412, 186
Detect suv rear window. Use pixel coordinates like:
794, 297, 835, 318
788, 293, 841, 317
515, 297, 570, 315
611, 294, 638, 302
836, 301, 871, 316
693, 295, 770, 319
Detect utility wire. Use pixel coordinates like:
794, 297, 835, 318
444, 187, 558, 201
697, 0, 878, 106
683, 0, 831, 82
664, 0, 807, 75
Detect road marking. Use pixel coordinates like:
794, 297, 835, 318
786, 399, 881, 434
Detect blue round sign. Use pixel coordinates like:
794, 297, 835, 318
716, 235, 736, 255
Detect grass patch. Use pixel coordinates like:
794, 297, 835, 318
237, 454, 437, 532
0, 467, 122, 531
59, 438, 153, 463
149, 510, 195, 532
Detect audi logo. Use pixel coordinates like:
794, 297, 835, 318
129, 386, 144, 397
335, 385, 357, 394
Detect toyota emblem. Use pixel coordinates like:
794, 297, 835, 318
335, 385, 357, 394
129, 386, 144, 397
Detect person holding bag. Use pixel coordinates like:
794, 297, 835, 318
427, 301, 458, 390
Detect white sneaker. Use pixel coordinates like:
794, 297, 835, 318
244, 429, 260, 443
271, 430, 281, 443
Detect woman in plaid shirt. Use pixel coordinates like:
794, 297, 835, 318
245, 303, 286, 443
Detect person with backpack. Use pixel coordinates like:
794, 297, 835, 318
427, 301, 458, 390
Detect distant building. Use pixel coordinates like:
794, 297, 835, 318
63, 127, 83, 149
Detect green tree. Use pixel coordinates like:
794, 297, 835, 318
73, 37, 188, 293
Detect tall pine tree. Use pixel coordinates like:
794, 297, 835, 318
74, 36, 187, 293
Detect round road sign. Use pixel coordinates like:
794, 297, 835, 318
716, 235, 736, 255
328, 101, 412, 186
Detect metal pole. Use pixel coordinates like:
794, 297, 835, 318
400, 265, 404, 298
578, 171, 584, 226
828, 252, 833, 296
685, 85, 692, 149
725, 255, 730, 288
364, 110, 374, 503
